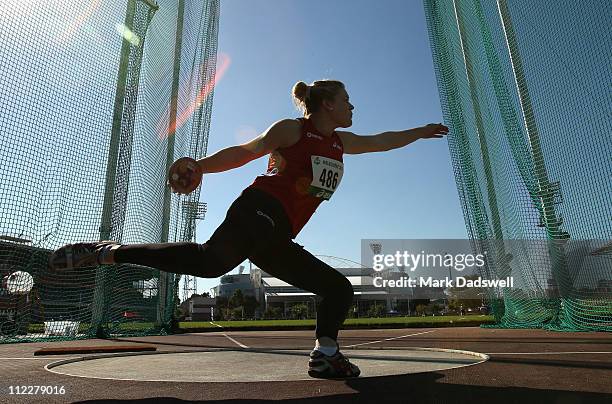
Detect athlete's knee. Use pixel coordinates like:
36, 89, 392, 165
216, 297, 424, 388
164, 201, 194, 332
337, 276, 354, 305
323, 274, 353, 301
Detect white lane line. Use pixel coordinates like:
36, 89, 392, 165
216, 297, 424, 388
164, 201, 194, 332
342, 330, 436, 348
208, 322, 249, 349
222, 334, 249, 349
486, 351, 612, 355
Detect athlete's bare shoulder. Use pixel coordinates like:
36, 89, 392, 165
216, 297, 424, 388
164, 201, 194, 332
265, 118, 302, 149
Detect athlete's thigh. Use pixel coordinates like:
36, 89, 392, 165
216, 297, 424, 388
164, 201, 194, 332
203, 214, 251, 271
205, 194, 278, 270
249, 241, 349, 296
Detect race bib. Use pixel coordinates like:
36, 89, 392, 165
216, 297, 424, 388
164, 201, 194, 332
308, 155, 344, 200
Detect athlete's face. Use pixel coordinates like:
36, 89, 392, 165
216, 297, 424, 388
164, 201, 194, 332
328, 89, 354, 128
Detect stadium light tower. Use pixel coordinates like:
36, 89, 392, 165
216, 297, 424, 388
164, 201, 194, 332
180, 200, 207, 302
369, 242, 382, 256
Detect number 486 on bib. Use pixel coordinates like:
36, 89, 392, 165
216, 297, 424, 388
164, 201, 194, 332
308, 155, 344, 200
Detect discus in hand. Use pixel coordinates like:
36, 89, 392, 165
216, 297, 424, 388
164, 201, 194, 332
168, 157, 202, 194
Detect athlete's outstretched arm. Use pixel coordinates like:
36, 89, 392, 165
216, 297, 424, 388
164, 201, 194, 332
337, 123, 449, 155
196, 119, 301, 173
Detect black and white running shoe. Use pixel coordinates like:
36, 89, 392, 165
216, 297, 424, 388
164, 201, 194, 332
49, 241, 120, 270
308, 349, 361, 379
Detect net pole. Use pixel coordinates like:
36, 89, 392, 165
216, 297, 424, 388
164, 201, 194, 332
471, 0, 537, 197
157, 0, 186, 329
471, 0, 547, 317
92, 0, 138, 338
453, 0, 504, 240
453, 0, 512, 314
424, 0, 504, 320
497, 0, 573, 325
497, 0, 568, 240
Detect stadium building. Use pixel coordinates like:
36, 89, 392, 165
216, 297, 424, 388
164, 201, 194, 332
210, 257, 445, 317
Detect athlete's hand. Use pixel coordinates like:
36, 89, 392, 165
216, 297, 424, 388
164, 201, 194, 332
167, 157, 203, 194
419, 123, 449, 139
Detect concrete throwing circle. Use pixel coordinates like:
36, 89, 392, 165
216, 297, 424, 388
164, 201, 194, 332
46, 348, 488, 382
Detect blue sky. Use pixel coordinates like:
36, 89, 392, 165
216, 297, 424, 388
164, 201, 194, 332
192, 0, 467, 296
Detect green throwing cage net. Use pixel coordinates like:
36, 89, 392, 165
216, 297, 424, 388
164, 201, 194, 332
0, 0, 220, 342
424, 0, 611, 331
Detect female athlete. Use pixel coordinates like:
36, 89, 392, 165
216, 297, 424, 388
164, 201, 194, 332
50, 79, 449, 378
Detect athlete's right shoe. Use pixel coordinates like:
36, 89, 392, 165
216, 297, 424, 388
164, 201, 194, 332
49, 241, 120, 270
308, 349, 361, 379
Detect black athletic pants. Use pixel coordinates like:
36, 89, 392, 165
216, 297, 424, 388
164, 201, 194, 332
114, 188, 354, 341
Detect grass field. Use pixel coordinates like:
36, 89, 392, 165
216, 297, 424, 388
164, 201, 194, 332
179, 315, 495, 330
20, 315, 495, 336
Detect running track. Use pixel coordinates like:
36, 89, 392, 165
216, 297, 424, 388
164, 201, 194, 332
0, 327, 610, 403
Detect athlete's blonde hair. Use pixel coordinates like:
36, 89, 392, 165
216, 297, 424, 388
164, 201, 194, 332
292, 80, 345, 116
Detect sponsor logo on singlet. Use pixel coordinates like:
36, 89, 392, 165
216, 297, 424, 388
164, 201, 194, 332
306, 132, 323, 140
256, 210, 275, 227
332, 142, 342, 151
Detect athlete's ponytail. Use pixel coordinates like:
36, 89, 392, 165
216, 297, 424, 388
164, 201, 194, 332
292, 79, 345, 117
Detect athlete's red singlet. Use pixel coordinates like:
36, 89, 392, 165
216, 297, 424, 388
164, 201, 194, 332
248, 118, 345, 237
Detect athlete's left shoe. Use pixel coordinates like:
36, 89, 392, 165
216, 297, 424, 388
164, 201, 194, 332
49, 241, 121, 270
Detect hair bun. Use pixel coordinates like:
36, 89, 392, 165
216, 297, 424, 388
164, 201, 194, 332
292, 81, 310, 102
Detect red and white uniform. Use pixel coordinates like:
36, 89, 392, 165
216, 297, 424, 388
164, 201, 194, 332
248, 118, 345, 237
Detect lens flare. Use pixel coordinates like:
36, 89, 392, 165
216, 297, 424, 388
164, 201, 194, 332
116, 23, 141, 47
60, 0, 102, 41
159, 52, 231, 140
